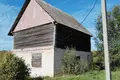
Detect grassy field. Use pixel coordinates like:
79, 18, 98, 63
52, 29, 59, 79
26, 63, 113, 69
43, 70, 120, 80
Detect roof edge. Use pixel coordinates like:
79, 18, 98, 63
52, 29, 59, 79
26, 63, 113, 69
55, 22, 93, 37
8, 0, 31, 36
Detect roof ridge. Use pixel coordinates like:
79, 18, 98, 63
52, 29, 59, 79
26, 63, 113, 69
35, 0, 55, 22
40, 0, 73, 17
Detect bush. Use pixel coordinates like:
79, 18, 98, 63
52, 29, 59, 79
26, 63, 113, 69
91, 51, 104, 70
110, 53, 120, 70
92, 51, 120, 71
61, 48, 89, 75
0, 51, 10, 63
0, 53, 30, 80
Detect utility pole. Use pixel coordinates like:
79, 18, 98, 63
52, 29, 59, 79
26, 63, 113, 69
101, 0, 112, 80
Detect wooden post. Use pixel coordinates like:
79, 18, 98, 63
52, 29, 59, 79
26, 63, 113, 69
101, 0, 112, 80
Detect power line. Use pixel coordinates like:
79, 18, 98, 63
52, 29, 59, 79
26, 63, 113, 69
60, 0, 99, 41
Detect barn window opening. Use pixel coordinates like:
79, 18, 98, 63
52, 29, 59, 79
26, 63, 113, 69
32, 53, 42, 68
75, 56, 81, 61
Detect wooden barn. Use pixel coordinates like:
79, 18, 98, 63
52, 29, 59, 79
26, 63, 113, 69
8, 0, 92, 77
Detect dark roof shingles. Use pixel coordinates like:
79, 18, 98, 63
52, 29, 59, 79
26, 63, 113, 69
36, 0, 92, 36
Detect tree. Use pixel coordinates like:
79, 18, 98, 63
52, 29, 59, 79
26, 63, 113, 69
94, 5, 120, 70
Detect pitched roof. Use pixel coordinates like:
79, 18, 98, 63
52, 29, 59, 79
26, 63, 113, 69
8, 0, 92, 36
8, 0, 31, 36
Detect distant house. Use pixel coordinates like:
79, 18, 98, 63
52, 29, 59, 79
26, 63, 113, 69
8, 0, 92, 77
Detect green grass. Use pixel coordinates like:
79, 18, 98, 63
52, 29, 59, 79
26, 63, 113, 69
43, 70, 120, 80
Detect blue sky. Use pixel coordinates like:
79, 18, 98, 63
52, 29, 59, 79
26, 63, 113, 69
0, 0, 120, 50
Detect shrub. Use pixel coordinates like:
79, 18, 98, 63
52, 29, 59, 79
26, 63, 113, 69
91, 51, 104, 70
110, 53, 120, 70
0, 51, 10, 63
0, 53, 30, 80
92, 51, 120, 71
61, 48, 89, 75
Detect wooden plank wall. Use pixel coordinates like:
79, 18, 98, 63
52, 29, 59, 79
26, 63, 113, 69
55, 24, 91, 52
14, 23, 54, 49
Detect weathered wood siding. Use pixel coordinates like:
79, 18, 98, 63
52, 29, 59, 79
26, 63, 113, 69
14, 23, 54, 49
55, 24, 91, 52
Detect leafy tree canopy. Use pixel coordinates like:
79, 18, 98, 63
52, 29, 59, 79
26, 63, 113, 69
94, 5, 120, 70
95, 5, 120, 54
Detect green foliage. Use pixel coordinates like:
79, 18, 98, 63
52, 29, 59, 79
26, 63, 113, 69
91, 51, 104, 70
110, 54, 120, 70
0, 51, 10, 63
94, 5, 120, 70
61, 48, 89, 75
0, 53, 30, 80
95, 5, 120, 51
